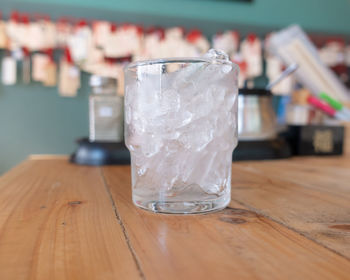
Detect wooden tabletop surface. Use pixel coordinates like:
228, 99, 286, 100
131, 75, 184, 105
0, 155, 349, 279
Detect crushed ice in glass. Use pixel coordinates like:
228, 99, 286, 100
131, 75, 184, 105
125, 49, 238, 197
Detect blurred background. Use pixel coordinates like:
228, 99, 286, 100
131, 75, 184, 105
0, 0, 350, 174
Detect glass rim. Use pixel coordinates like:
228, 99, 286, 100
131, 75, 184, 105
125, 57, 239, 71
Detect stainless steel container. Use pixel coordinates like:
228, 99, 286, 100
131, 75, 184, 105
238, 88, 277, 141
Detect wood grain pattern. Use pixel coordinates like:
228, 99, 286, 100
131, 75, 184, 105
231, 156, 350, 258
1, 157, 350, 280
102, 165, 350, 280
0, 160, 141, 280
28, 154, 68, 160
344, 122, 350, 155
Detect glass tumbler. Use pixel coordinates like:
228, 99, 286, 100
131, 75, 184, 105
124, 49, 239, 214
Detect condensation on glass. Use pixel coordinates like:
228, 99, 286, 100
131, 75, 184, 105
89, 75, 123, 142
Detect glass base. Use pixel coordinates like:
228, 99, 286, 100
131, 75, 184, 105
133, 195, 230, 214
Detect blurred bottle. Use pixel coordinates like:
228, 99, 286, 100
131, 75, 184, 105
1, 52, 17, 85
89, 75, 123, 142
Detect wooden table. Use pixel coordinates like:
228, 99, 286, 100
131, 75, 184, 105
0, 155, 349, 279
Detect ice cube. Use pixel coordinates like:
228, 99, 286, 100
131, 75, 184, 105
210, 85, 226, 102
221, 64, 233, 73
179, 120, 214, 151
168, 63, 205, 90
174, 110, 193, 128
158, 89, 180, 115
153, 153, 182, 191
141, 134, 163, 157
198, 150, 231, 195
125, 105, 132, 124
186, 88, 214, 119
224, 92, 238, 117
179, 150, 205, 182
204, 49, 230, 62
137, 63, 162, 79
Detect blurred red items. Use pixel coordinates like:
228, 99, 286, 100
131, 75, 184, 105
64, 46, 73, 64
186, 29, 202, 43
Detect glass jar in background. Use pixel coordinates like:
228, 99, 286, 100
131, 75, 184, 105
89, 75, 124, 142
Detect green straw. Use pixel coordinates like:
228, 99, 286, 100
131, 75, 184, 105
319, 92, 343, 111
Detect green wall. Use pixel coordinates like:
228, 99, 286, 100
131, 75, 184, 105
0, 65, 90, 174
0, 0, 350, 174
11, 0, 350, 36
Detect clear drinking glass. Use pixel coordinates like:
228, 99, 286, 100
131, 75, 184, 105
124, 50, 239, 214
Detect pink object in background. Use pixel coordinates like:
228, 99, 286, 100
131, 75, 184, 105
307, 95, 336, 116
